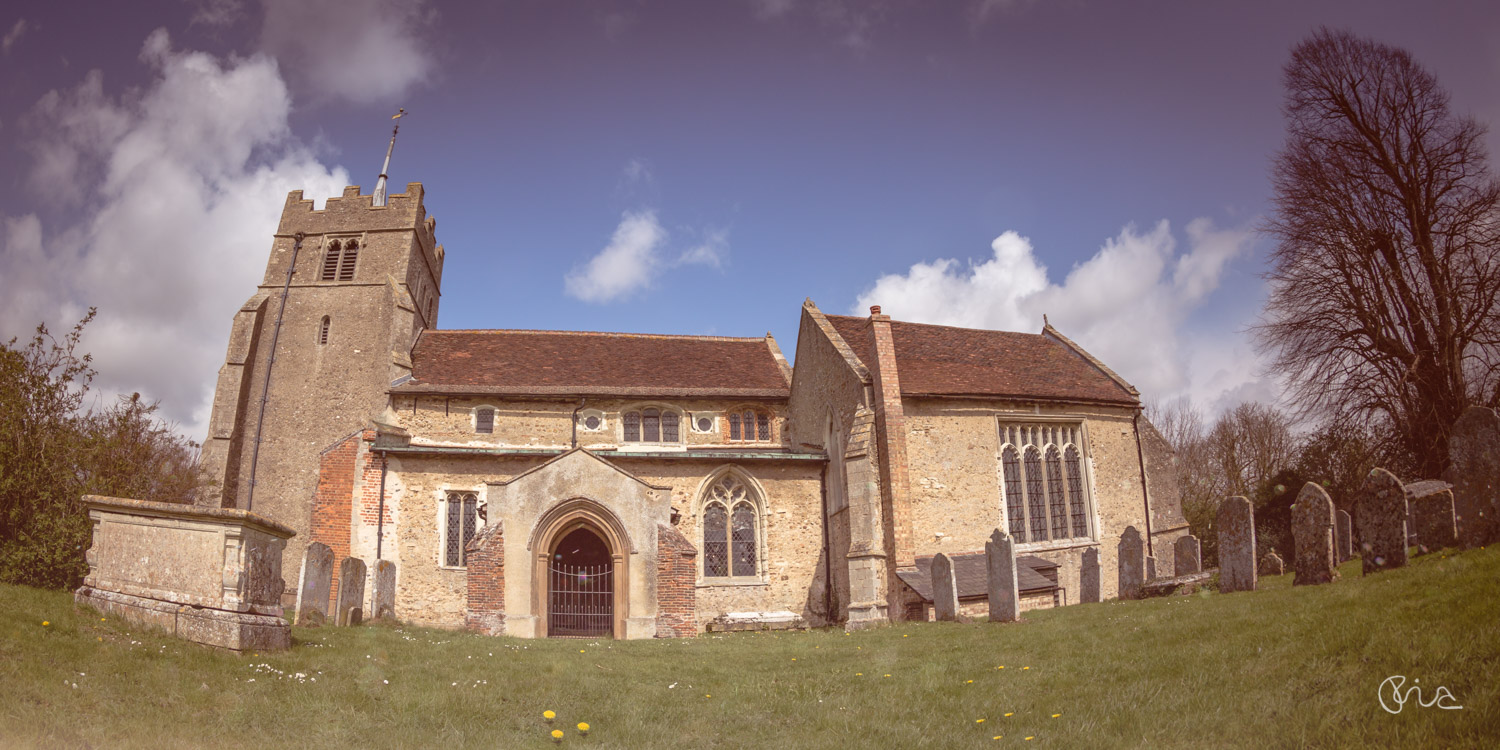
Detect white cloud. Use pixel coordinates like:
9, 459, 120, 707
183, 0, 245, 28
678, 228, 729, 269
853, 219, 1265, 414
259, 0, 435, 105
565, 211, 668, 303
0, 29, 350, 439
2, 18, 27, 55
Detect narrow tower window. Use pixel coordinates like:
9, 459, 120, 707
337, 239, 359, 281
318, 316, 330, 346
321, 240, 342, 281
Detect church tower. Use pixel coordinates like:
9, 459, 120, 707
198, 182, 444, 576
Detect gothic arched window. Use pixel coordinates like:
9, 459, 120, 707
701, 473, 763, 580
1002, 445, 1025, 541
998, 423, 1094, 544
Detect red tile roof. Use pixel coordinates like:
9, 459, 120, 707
393, 329, 791, 398
824, 314, 1137, 405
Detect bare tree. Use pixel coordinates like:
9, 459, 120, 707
1256, 28, 1500, 478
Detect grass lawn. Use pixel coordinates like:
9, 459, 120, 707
2, 547, 1497, 749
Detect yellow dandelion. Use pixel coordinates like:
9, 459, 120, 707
100, 618, 106, 621
997, 666, 1004, 669
42, 621, 50, 627
1023, 666, 1030, 670
855, 673, 863, 676
580, 649, 586, 653
902, 634, 909, 637
543, 710, 556, 722
792, 658, 797, 661
551, 729, 564, 741
993, 737, 1003, 741
966, 680, 974, 684
1052, 714, 1061, 718
975, 718, 985, 723
577, 722, 590, 735
883, 674, 891, 678
97, 637, 102, 641
1025, 737, 1034, 741
1004, 712, 1014, 717
705, 694, 712, 698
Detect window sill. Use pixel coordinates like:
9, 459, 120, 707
1014, 538, 1097, 554
437, 565, 469, 572
696, 578, 768, 588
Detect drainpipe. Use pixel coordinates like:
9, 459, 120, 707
1133, 410, 1154, 559
245, 231, 304, 512
376, 449, 388, 560
571, 398, 586, 449
819, 470, 833, 624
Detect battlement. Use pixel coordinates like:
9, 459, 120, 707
277, 182, 443, 272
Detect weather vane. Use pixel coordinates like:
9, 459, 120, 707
373, 107, 409, 207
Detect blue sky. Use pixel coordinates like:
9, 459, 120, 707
2, 1, 1498, 440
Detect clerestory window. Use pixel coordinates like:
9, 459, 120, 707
622, 407, 680, 443
999, 422, 1093, 545
475, 407, 495, 434
726, 409, 773, 442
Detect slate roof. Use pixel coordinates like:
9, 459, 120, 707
898, 553, 1060, 601
824, 314, 1137, 405
392, 329, 791, 398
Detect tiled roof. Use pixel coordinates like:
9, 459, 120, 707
393, 329, 791, 398
824, 314, 1137, 405
898, 553, 1059, 600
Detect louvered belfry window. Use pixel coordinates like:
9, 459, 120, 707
337, 239, 359, 281
444, 492, 478, 567
321, 240, 342, 280
701, 474, 761, 579
998, 422, 1093, 544
321, 238, 360, 281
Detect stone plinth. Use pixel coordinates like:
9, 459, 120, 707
295, 542, 333, 626
985, 529, 1019, 623
1217, 497, 1257, 593
72, 495, 294, 652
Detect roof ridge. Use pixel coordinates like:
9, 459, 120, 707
424, 328, 766, 342
825, 313, 1044, 338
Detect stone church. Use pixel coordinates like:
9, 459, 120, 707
198, 182, 1186, 639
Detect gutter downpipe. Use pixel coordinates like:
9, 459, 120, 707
571, 398, 586, 449
376, 449, 388, 560
245, 231, 304, 512
820, 470, 833, 624
1133, 409, 1154, 559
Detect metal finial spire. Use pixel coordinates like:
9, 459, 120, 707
372, 108, 407, 207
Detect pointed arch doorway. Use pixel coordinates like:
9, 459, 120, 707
546, 525, 616, 638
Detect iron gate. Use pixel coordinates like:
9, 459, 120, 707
548, 562, 614, 637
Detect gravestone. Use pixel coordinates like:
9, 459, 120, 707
1335, 509, 1353, 563
1411, 488, 1458, 554
1260, 550, 1284, 576
1356, 468, 1409, 576
1291, 483, 1338, 586
984, 529, 1020, 623
336, 557, 367, 627
1216, 496, 1257, 593
372, 559, 397, 621
1146, 555, 1157, 581
1174, 535, 1202, 576
1443, 405, 1500, 548
1117, 526, 1145, 600
1080, 547, 1101, 604
295, 542, 333, 627
931, 553, 958, 622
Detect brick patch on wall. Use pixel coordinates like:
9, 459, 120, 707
310, 431, 362, 612
464, 522, 505, 635
656, 523, 699, 637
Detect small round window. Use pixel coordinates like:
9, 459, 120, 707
584, 415, 602, 430
696, 416, 713, 432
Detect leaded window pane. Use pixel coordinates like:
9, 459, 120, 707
1046, 446, 1067, 539
1024, 446, 1047, 542
461, 495, 477, 564
1066, 446, 1087, 537
757, 414, 770, 441
476, 408, 494, 434
643, 408, 660, 442
445, 494, 461, 566
624, 412, 640, 442
662, 412, 679, 442
731, 503, 756, 576
728, 413, 741, 440
1002, 446, 1025, 542
703, 503, 728, 577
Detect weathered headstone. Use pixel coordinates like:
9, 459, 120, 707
1335, 509, 1353, 563
371, 559, 397, 621
1174, 534, 1202, 576
931, 553, 958, 622
1080, 547, 1101, 604
984, 529, 1020, 623
1443, 405, 1500, 548
1117, 526, 1145, 600
1292, 483, 1338, 586
1216, 496, 1257, 593
294, 542, 333, 627
1146, 555, 1157, 581
1410, 488, 1458, 554
336, 557, 367, 627
1356, 468, 1409, 576
1260, 550, 1284, 576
